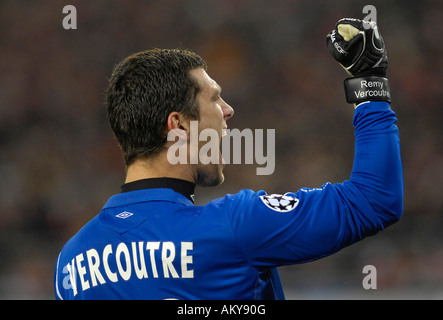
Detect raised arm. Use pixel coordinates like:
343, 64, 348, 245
226, 18, 403, 266
326, 18, 403, 223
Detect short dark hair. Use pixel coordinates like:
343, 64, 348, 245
106, 48, 207, 166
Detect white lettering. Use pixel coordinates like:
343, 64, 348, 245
167, 121, 276, 176
362, 265, 377, 289
162, 242, 179, 278
199, 128, 220, 165
227, 128, 254, 164
354, 89, 390, 99
254, 129, 275, 175
61, 264, 71, 290
363, 5, 377, 27
63, 241, 194, 295
360, 80, 383, 89
86, 248, 106, 287
181, 242, 194, 278
166, 129, 188, 165
62, 5, 77, 30
116, 243, 132, 281
146, 242, 160, 278
189, 121, 199, 164
334, 41, 347, 55
66, 259, 77, 296
103, 244, 118, 282
76, 253, 90, 292
132, 242, 148, 279
178, 304, 212, 317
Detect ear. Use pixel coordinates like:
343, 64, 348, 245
166, 112, 191, 133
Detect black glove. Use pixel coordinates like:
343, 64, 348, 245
326, 18, 391, 104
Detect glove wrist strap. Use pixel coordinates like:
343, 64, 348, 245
344, 76, 391, 104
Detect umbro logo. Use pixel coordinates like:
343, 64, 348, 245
115, 211, 133, 219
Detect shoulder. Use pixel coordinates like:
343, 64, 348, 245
57, 214, 104, 262
200, 189, 262, 216
219, 189, 300, 214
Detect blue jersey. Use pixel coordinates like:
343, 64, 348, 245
54, 101, 403, 300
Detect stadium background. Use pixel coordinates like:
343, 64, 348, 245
0, 0, 442, 299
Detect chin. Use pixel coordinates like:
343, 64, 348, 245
196, 165, 225, 187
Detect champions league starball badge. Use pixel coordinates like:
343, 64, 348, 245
259, 194, 299, 213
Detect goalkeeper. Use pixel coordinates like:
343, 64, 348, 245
54, 18, 403, 300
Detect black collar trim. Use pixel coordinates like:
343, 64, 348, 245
120, 178, 195, 203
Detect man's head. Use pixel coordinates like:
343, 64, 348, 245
106, 48, 206, 165
106, 48, 234, 187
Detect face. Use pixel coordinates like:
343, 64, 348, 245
188, 68, 234, 187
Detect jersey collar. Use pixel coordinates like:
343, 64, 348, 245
121, 177, 195, 203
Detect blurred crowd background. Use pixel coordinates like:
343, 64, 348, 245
0, 0, 442, 299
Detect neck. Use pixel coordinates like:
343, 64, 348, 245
125, 153, 196, 184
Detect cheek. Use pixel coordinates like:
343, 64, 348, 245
198, 105, 223, 129
212, 105, 224, 129
217, 104, 224, 118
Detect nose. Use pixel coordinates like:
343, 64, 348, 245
222, 99, 234, 121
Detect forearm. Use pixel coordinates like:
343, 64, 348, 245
350, 101, 403, 226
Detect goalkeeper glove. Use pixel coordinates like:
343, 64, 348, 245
326, 18, 391, 104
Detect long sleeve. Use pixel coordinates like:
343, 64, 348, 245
350, 101, 403, 226
226, 100, 404, 266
